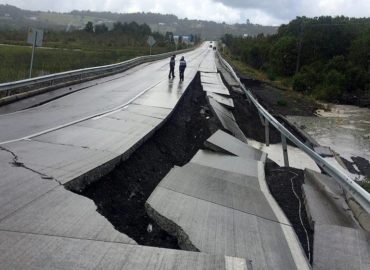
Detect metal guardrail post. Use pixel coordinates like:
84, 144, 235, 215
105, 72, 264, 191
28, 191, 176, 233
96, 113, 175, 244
281, 134, 289, 167
265, 118, 270, 146
216, 51, 370, 214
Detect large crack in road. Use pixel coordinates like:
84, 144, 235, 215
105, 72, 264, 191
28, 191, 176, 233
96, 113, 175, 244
67, 73, 220, 248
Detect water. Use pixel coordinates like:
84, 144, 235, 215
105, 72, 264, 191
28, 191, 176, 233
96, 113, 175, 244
287, 104, 370, 162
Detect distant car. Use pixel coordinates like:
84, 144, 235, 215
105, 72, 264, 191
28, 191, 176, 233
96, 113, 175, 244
213, 46, 216, 50
210, 41, 213, 43
209, 45, 213, 48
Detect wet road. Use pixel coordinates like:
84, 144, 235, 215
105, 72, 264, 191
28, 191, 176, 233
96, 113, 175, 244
0, 44, 210, 144
287, 104, 370, 161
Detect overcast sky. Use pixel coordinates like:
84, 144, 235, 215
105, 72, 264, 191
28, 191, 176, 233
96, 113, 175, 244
1, 0, 369, 25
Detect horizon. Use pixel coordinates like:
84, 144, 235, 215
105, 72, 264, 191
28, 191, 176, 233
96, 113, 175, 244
1, 0, 369, 26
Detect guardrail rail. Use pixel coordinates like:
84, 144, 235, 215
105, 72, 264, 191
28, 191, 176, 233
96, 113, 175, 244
0, 47, 194, 102
217, 51, 370, 215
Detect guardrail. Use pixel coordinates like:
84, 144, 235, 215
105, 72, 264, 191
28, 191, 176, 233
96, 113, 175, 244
217, 51, 370, 214
0, 47, 194, 99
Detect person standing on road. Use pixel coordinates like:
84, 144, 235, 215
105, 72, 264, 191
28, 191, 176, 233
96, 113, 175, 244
168, 55, 176, 79
179, 56, 187, 82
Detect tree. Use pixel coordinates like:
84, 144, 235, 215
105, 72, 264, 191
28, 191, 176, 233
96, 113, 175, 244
349, 34, 370, 71
165, 31, 174, 42
270, 36, 298, 76
95, 24, 108, 34
84, 21, 94, 33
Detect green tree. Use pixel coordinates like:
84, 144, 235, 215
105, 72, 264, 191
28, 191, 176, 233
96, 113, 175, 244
95, 24, 108, 34
349, 34, 370, 71
293, 65, 321, 93
270, 36, 298, 76
84, 21, 94, 33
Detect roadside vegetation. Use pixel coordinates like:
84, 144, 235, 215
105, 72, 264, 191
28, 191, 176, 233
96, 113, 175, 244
0, 21, 200, 83
222, 16, 370, 104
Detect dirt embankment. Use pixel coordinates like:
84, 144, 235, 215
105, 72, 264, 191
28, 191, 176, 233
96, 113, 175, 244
241, 78, 320, 117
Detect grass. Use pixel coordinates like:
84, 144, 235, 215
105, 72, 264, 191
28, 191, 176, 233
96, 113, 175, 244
222, 53, 293, 91
359, 178, 370, 193
222, 51, 321, 112
0, 44, 174, 83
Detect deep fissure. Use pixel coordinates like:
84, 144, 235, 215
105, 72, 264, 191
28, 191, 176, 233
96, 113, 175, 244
67, 72, 219, 248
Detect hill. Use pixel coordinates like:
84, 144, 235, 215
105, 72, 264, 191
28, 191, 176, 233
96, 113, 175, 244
222, 16, 370, 104
0, 4, 277, 39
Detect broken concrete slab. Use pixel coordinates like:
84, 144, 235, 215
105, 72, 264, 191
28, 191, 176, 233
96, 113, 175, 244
232, 86, 243, 94
313, 146, 333, 157
179, 163, 260, 190
159, 167, 278, 221
205, 130, 266, 162
132, 78, 190, 109
190, 150, 259, 177
199, 53, 218, 73
202, 84, 230, 96
147, 187, 307, 270
34, 114, 159, 155
208, 98, 248, 143
303, 184, 357, 228
3, 140, 118, 186
215, 59, 241, 87
305, 168, 343, 196
201, 72, 219, 79
347, 197, 370, 232
201, 73, 222, 85
247, 139, 322, 172
313, 224, 370, 270
206, 92, 234, 108
0, 186, 135, 244
123, 104, 172, 120
303, 169, 357, 228
0, 230, 251, 270
208, 97, 235, 122
0, 149, 59, 220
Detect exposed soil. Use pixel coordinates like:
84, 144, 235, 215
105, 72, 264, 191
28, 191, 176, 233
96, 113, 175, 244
228, 86, 281, 144
352, 156, 370, 180
242, 78, 319, 117
220, 74, 313, 147
265, 161, 314, 263
70, 73, 219, 248
341, 157, 361, 175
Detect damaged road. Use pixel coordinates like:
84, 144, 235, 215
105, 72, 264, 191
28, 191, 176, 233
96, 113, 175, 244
70, 73, 219, 248
0, 146, 61, 184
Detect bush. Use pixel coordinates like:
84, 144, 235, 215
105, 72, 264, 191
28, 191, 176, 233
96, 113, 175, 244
266, 68, 276, 81
313, 69, 346, 100
270, 36, 298, 76
292, 65, 320, 93
277, 99, 288, 106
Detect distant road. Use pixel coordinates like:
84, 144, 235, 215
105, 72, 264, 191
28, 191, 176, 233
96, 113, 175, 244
0, 44, 210, 144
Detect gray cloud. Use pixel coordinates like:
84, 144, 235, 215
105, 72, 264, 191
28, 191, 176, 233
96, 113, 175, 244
212, 0, 299, 19
1, 0, 369, 25
212, 0, 370, 21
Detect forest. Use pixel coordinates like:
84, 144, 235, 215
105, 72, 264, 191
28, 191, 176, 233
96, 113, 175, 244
0, 4, 277, 39
222, 16, 370, 102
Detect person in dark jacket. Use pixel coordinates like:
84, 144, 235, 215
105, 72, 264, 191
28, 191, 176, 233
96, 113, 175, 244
168, 55, 176, 79
179, 56, 187, 82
